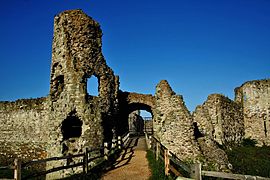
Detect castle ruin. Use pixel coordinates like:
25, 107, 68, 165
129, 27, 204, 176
0, 9, 269, 178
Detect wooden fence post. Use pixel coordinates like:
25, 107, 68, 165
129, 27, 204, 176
164, 149, 170, 176
14, 158, 21, 180
190, 163, 202, 180
117, 136, 122, 150
104, 142, 109, 160
83, 148, 89, 174
156, 141, 160, 161
112, 138, 116, 150
149, 136, 152, 149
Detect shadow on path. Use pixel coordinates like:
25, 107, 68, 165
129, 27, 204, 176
108, 137, 139, 170
101, 136, 151, 180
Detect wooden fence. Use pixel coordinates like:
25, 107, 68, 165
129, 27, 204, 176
0, 132, 130, 180
145, 133, 270, 180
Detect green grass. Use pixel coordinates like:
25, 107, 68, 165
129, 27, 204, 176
146, 150, 174, 180
0, 169, 13, 179
226, 139, 270, 177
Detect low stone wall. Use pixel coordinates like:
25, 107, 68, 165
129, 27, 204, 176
0, 98, 48, 164
0, 98, 48, 143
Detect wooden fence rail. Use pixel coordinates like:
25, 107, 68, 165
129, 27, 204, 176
202, 171, 270, 180
145, 132, 270, 180
0, 132, 130, 180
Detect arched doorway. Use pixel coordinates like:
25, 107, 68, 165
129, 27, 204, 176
127, 103, 153, 136
117, 91, 155, 136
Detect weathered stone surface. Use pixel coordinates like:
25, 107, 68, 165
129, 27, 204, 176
235, 79, 270, 146
193, 94, 244, 147
0, 98, 47, 140
153, 80, 201, 161
0, 98, 49, 161
46, 9, 119, 178
153, 81, 231, 171
197, 137, 231, 172
117, 91, 155, 135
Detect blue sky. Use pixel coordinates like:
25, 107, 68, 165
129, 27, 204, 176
0, 0, 269, 113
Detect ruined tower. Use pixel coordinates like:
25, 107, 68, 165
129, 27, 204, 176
47, 9, 119, 158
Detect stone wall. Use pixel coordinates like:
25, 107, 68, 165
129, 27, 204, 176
0, 98, 48, 163
235, 79, 270, 146
0, 98, 48, 143
153, 80, 201, 161
153, 81, 230, 171
193, 94, 244, 147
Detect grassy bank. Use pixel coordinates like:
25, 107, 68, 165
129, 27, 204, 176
146, 150, 174, 180
226, 139, 270, 177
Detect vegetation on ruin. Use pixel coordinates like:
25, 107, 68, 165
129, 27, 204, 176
226, 138, 270, 177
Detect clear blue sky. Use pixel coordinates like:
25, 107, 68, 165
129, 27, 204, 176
0, 0, 269, 112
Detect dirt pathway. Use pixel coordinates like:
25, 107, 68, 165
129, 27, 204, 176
101, 137, 151, 180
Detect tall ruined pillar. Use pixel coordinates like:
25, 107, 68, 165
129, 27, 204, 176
153, 80, 201, 160
46, 10, 119, 178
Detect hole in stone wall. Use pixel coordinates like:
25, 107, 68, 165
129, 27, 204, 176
193, 122, 204, 139
87, 76, 99, 96
61, 112, 83, 140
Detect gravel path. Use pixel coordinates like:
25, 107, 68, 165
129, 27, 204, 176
101, 137, 151, 180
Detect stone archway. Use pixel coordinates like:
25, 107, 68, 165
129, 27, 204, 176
127, 103, 153, 135
117, 91, 155, 135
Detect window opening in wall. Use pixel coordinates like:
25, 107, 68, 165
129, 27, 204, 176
87, 76, 99, 96
62, 113, 83, 140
